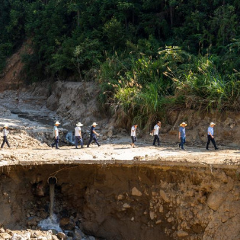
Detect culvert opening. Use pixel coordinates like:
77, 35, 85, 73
48, 176, 57, 185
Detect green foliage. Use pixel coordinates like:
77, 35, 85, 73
1, 0, 240, 124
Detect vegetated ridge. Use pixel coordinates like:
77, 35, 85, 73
1, 1, 240, 127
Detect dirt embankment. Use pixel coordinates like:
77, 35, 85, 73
45, 81, 240, 148
1, 164, 240, 240
0, 41, 32, 92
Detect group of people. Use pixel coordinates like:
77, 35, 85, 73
51, 121, 101, 149
131, 121, 218, 150
1, 120, 218, 151
177, 121, 218, 150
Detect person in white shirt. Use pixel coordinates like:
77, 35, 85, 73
206, 122, 218, 150
1, 124, 10, 149
152, 121, 161, 146
51, 121, 60, 149
75, 122, 83, 149
130, 124, 138, 148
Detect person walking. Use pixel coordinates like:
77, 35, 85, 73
152, 121, 161, 146
75, 122, 84, 149
87, 122, 100, 147
206, 122, 218, 150
51, 121, 60, 149
179, 122, 187, 150
1, 124, 10, 149
131, 124, 138, 148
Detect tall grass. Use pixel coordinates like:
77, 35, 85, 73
98, 46, 240, 126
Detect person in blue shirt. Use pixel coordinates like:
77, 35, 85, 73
87, 122, 100, 147
206, 122, 218, 150
179, 122, 187, 150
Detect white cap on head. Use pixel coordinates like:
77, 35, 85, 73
55, 121, 60, 125
210, 122, 215, 126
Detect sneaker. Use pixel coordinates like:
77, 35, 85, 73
206, 148, 209, 150
87, 145, 89, 148
98, 145, 101, 147
215, 148, 219, 150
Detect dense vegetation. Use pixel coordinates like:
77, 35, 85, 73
1, 0, 240, 124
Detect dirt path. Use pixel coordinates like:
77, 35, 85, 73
1, 142, 240, 167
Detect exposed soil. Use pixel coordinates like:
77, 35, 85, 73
0, 73, 240, 239
1, 164, 240, 240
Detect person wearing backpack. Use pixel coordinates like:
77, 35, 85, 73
51, 121, 60, 149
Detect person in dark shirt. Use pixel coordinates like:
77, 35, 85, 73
87, 122, 100, 147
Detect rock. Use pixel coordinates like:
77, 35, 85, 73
122, 203, 131, 209
117, 194, 124, 200
149, 211, 155, 220
176, 230, 188, 237
156, 220, 162, 224
159, 205, 163, 213
160, 190, 170, 203
132, 187, 142, 197
0, 233, 11, 239
52, 236, 59, 240
74, 228, 82, 240
27, 216, 40, 227
57, 232, 67, 240
207, 191, 227, 211
60, 218, 70, 226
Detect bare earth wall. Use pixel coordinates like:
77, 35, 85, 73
1, 164, 240, 240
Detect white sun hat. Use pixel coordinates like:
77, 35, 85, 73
55, 121, 60, 125
76, 122, 83, 127
92, 122, 98, 126
180, 122, 187, 126
3, 124, 8, 128
210, 122, 216, 126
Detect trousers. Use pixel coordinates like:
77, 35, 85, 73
206, 135, 217, 149
87, 135, 100, 146
75, 136, 83, 148
1, 136, 10, 148
179, 137, 185, 149
153, 135, 160, 145
51, 136, 59, 149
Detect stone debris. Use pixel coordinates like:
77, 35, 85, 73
131, 187, 142, 197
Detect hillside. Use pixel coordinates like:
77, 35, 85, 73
1, 1, 240, 127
